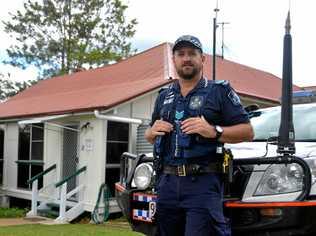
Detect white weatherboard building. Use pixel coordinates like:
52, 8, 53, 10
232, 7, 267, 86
0, 43, 291, 223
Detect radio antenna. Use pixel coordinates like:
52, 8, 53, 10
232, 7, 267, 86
212, 0, 219, 80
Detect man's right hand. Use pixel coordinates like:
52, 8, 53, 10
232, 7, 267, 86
145, 120, 173, 144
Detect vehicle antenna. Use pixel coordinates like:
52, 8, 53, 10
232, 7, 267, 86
212, 0, 219, 81
217, 22, 230, 59
277, 10, 295, 156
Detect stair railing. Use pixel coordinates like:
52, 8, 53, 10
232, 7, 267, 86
26, 164, 57, 217
54, 166, 87, 222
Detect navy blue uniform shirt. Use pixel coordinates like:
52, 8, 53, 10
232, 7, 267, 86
150, 78, 249, 166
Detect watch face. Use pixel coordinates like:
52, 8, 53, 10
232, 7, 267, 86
215, 125, 223, 140
216, 125, 223, 133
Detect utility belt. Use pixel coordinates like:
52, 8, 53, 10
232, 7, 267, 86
163, 162, 222, 176
161, 148, 233, 180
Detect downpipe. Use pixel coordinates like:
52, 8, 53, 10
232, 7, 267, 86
94, 110, 142, 125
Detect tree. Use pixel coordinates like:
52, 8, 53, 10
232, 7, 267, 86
0, 73, 37, 102
3, 0, 137, 78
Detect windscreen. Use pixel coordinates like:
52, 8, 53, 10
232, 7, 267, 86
251, 105, 316, 141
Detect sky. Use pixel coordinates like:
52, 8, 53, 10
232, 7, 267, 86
0, 0, 315, 87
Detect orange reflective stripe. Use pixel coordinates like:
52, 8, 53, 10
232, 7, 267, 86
225, 201, 316, 208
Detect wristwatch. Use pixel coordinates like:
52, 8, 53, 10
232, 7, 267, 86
215, 125, 223, 140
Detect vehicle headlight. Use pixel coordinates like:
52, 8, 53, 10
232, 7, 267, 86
255, 163, 303, 195
134, 163, 153, 190
254, 159, 316, 196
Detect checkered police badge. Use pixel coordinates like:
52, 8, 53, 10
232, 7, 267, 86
189, 96, 203, 110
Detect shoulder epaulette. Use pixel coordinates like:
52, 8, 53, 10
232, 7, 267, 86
214, 80, 229, 86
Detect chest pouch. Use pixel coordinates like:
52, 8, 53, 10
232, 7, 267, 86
175, 120, 191, 148
174, 100, 191, 158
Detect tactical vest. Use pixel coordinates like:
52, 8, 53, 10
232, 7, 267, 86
155, 79, 223, 161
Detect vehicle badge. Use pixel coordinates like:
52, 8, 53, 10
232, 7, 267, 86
189, 96, 203, 110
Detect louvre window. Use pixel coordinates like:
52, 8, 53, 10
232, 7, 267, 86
17, 124, 44, 189
106, 121, 129, 164
105, 121, 129, 196
0, 129, 4, 185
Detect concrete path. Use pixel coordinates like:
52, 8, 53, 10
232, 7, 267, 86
0, 217, 55, 226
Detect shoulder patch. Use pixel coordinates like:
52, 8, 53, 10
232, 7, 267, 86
228, 90, 241, 106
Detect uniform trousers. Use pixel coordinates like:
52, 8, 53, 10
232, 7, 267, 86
156, 172, 231, 236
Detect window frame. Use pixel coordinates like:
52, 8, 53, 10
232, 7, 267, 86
17, 124, 44, 189
106, 121, 129, 165
0, 128, 4, 186
105, 121, 130, 196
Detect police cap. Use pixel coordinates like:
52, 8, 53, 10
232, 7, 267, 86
172, 35, 203, 53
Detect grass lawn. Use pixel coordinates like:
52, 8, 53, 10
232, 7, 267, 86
0, 224, 144, 236
0, 207, 144, 235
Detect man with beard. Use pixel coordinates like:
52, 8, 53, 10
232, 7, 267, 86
145, 35, 253, 236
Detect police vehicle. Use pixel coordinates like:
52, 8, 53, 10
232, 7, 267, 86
115, 97, 316, 236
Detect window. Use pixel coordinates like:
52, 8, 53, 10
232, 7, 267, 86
106, 121, 129, 164
17, 124, 44, 189
0, 128, 4, 185
251, 105, 316, 141
106, 121, 129, 195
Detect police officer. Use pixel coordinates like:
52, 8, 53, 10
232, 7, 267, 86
145, 35, 254, 236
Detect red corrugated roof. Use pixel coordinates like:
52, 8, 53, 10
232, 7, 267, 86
203, 56, 301, 102
0, 43, 301, 119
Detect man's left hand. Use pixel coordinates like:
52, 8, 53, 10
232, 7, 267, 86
181, 116, 216, 138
